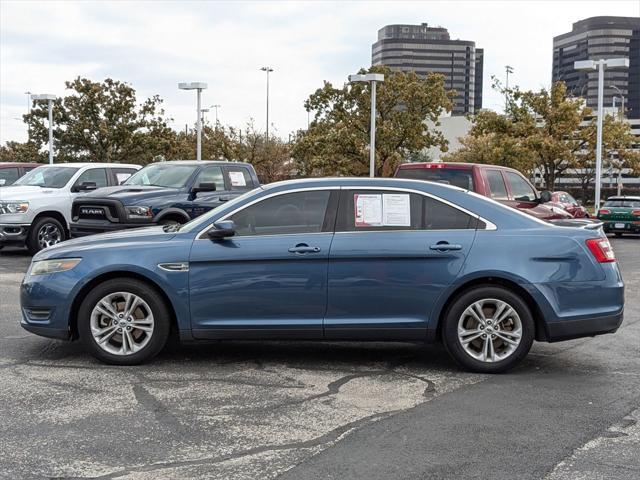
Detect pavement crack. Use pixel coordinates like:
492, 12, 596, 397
131, 384, 190, 437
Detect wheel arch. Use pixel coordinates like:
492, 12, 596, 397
31, 210, 69, 234
68, 270, 179, 340
434, 276, 549, 342
153, 208, 190, 224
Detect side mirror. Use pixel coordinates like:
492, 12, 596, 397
191, 182, 217, 194
207, 220, 235, 240
539, 190, 552, 203
74, 181, 97, 192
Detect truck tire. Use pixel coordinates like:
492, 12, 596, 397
27, 217, 66, 254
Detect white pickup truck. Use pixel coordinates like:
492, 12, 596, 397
0, 163, 140, 253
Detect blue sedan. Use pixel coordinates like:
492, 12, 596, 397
20, 178, 624, 373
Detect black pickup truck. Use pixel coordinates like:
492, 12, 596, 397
70, 161, 259, 237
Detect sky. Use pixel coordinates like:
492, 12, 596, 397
1, 0, 639, 146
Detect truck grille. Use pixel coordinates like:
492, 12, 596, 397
72, 199, 124, 223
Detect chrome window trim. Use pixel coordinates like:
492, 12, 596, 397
196, 185, 496, 239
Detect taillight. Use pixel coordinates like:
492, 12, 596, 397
632, 210, 640, 217
585, 238, 616, 263
598, 209, 611, 216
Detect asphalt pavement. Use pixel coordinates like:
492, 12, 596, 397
0, 236, 638, 479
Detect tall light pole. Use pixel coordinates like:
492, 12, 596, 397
31, 94, 56, 164
574, 58, 629, 210
210, 104, 221, 125
24, 91, 32, 141
179, 82, 208, 161
260, 67, 273, 142
348, 73, 385, 177
505, 65, 514, 113
611, 85, 625, 120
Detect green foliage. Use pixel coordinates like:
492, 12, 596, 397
293, 66, 453, 177
24, 77, 174, 164
0, 141, 45, 163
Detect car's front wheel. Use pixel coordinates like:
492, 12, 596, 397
442, 286, 535, 373
78, 278, 170, 365
28, 216, 66, 254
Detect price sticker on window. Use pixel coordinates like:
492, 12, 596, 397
229, 171, 247, 187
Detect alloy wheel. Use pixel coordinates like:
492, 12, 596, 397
457, 298, 522, 363
37, 223, 63, 249
90, 292, 155, 356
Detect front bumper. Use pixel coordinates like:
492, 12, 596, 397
0, 223, 30, 246
70, 221, 154, 238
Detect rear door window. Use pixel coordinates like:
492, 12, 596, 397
225, 167, 254, 190
485, 170, 509, 200
395, 167, 474, 190
74, 168, 108, 189
504, 172, 537, 202
0, 168, 20, 186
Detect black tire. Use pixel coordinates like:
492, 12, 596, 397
77, 278, 170, 365
441, 285, 535, 374
27, 216, 66, 254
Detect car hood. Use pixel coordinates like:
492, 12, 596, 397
34, 226, 177, 260
82, 185, 181, 204
0, 185, 63, 200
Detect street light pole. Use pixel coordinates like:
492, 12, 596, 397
574, 58, 629, 210
24, 91, 31, 141
505, 65, 514, 113
178, 82, 208, 161
31, 94, 56, 164
260, 67, 273, 142
348, 73, 385, 177
210, 104, 221, 125
611, 85, 625, 120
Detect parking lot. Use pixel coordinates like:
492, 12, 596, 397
0, 236, 638, 480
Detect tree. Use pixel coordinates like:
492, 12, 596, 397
0, 141, 45, 163
237, 121, 295, 183
292, 66, 453, 177
25, 77, 175, 164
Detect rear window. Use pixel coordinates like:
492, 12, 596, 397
396, 167, 474, 190
603, 199, 640, 208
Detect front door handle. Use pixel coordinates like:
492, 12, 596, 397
429, 243, 463, 252
288, 243, 321, 254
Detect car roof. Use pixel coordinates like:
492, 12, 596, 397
0, 162, 41, 167
145, 160, 252, 167
606, 196, 640, 201
261, 176, 467, 193
32, 162, 140, 168
396, 162, 522, 174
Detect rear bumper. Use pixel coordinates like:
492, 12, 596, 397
0, 223, 30, 246
545, 309, 624, 342
602, 221, 640, 233
70, 221, 154, 237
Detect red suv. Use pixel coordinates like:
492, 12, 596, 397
0, 162, 41, 187
394, 162, 571, 221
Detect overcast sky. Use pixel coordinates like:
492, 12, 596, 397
1, 0, 638, 146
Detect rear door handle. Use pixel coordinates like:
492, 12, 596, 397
429, 243, 463, 252
288, 244, 321, 254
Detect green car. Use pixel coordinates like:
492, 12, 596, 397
597, 196, 640, 237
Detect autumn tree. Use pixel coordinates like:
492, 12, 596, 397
292, 66, 453, 177
0, 141, 45, 163
25, 77, 175, 165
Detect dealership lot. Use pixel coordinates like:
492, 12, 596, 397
0, 237, 638, 479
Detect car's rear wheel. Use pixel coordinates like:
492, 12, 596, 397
78, 278, 170, 365
28, 216, 66, 254
442, 286, 535, 373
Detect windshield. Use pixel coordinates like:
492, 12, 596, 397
178, 187, 263, 233
603, 199, 640, 208
14, 166, 79, 188
396, 168, 474, 190
124, 164, 198, 188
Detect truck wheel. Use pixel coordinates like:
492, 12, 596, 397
27, 217, 66, 254
77, 278, 170, 365
441, 286, 535, 373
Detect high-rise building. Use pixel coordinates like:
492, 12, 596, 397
372, 23, 483, 115
552, 16, 640, 119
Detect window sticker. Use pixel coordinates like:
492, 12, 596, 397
228, 171, 247, 187
354, 194, 383, 227
382, 194, 411, 226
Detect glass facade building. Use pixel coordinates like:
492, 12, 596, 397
372, 23, 483, 115
553, 16, 640, 119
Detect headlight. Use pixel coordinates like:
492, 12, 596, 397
0, 201, 29, 214
30, 258, 82, 276
125, 206, 153, 219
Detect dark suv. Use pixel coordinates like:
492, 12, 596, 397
70, 161, 259, 237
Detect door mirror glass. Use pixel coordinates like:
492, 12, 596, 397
74, 181, 97, 192
207, 220, 235, 239
539, 190, 552, 203
192, 182, 217, 194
